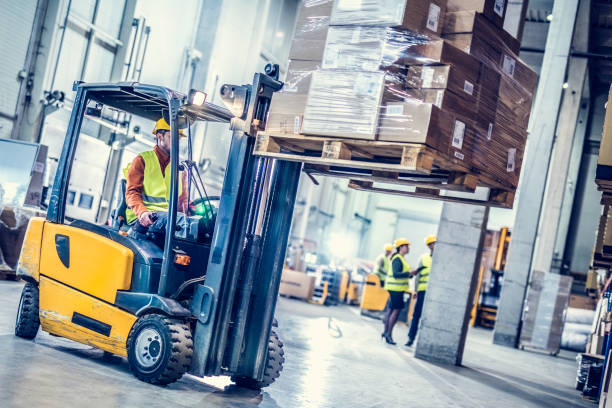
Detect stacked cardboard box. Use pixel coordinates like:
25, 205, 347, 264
441, 6, 537, 188
267, 0, 536, 189
519, 271, 573, 353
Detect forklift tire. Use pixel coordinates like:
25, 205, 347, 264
15, 283, 40, 339
231, 330, 285, 390
126, 314, 193, 385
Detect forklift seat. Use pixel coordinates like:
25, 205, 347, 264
111, 179, 129, 231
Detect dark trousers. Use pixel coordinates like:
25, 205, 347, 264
408, 290, 426, 342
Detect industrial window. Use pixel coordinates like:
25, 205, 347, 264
78, 193, 94, 210
259, 0, 299, 74
67, 190, 76, 205
50, 0, 127, 100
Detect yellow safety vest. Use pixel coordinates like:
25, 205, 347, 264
123, 150, 183, 224
417, 253, 432, 292
384, 253, 411, 292
375, 253, 390, 283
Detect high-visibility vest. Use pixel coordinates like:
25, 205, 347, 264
123, 150, 183, 224
384, 253, 411, 292
417, 253, 432, 292
375, 253, 390, 283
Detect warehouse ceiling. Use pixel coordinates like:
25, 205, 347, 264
590, 1, 612, 85
520, 0, 612, 87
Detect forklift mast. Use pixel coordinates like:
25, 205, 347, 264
189, 66, 302, 380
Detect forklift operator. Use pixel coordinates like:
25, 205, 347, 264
124, 118, 188, 240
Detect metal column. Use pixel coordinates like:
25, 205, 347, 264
493, 0, 580, 347
530, 0, 590, 275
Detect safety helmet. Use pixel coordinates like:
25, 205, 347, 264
152, 118, 185, 136
394, 238, 410, 248
384, 243, 393, 252
425, 235, 437, 246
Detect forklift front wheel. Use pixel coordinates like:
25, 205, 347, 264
127, 314, 193, 385
231, 330, 285, 389
15, 283, 40, 339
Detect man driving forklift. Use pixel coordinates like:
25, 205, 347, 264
124, 118, 188, 241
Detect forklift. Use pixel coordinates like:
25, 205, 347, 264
14, 65, 302, 389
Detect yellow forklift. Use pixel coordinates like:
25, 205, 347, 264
14, 66, 302, 388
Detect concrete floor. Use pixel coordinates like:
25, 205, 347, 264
0, 280, 591, 407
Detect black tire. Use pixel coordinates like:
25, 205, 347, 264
15, 283, 40, 339
126, 314, 193, 385
232, 330, 285, 389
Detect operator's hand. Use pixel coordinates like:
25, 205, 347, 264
138, 211, 155, 227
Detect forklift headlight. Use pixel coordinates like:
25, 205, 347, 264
174, 254, 191, 266
188, 89, 207, 106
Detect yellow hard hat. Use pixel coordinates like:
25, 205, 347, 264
425, 235, 437, 245
384, 243, 393, 252
152, 118, 185, 136
394, 238, 410, 248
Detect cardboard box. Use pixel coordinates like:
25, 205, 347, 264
378, 101, 473, 166
569, 295, 598, 311
266, 93, 308, 135
442, 11, 520, 54
283, 60, 320, 95
597, 85, 612, 174
404, 40, 482, 76
302, 70, 388, 140
406, 87, 478, 118
331, 0, 447, 36
321, 26, 388, 71
587, 269, 599, 291
289, 0, 333, 60
442, 14, 537, 92
446, 0, 507, 28
405, 65, 480, 104
279, 269, 316, 300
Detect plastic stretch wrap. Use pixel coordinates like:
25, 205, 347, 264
270, 2, 537, 188
330, 0, 446, 36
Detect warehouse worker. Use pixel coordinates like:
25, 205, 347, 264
125, 118, 188, 241
405, 235, 436, 347
374, 243, 393, 287
382, 238, 419, 345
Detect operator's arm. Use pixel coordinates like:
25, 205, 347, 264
392, 257, 411, 279
411, 258, 424, 276
125, 155, 148, 218
178, 171, 188, 213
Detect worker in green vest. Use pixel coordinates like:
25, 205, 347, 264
382, 238, 419, 345
374, 243, 393, 287
406, 235, 436, 347
125, 118, 187, 241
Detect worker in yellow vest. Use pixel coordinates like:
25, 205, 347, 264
125, 118, 187, 241
382, 238, 419, 345
374, 243, 393, 287
406, 235, 436, 347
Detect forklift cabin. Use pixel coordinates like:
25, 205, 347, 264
15, 67, 302, 388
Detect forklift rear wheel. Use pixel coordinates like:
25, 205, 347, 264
127, 314, 193, 385
15, 283, 40, 339
231, 330, 285, 389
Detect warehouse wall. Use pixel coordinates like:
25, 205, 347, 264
0, 0, 37, 139
565, 88, 606, 274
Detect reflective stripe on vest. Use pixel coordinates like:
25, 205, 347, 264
417, 253, 432, 292
375, 253, 390, 282
123, 150, 182, 224
384, 253, 411, 292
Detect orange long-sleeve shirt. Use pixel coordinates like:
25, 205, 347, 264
125, 145, 188, 219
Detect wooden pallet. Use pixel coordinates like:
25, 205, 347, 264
348, 179, 515, 209
255, 132, 470, 175
303, 164, 479, 193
